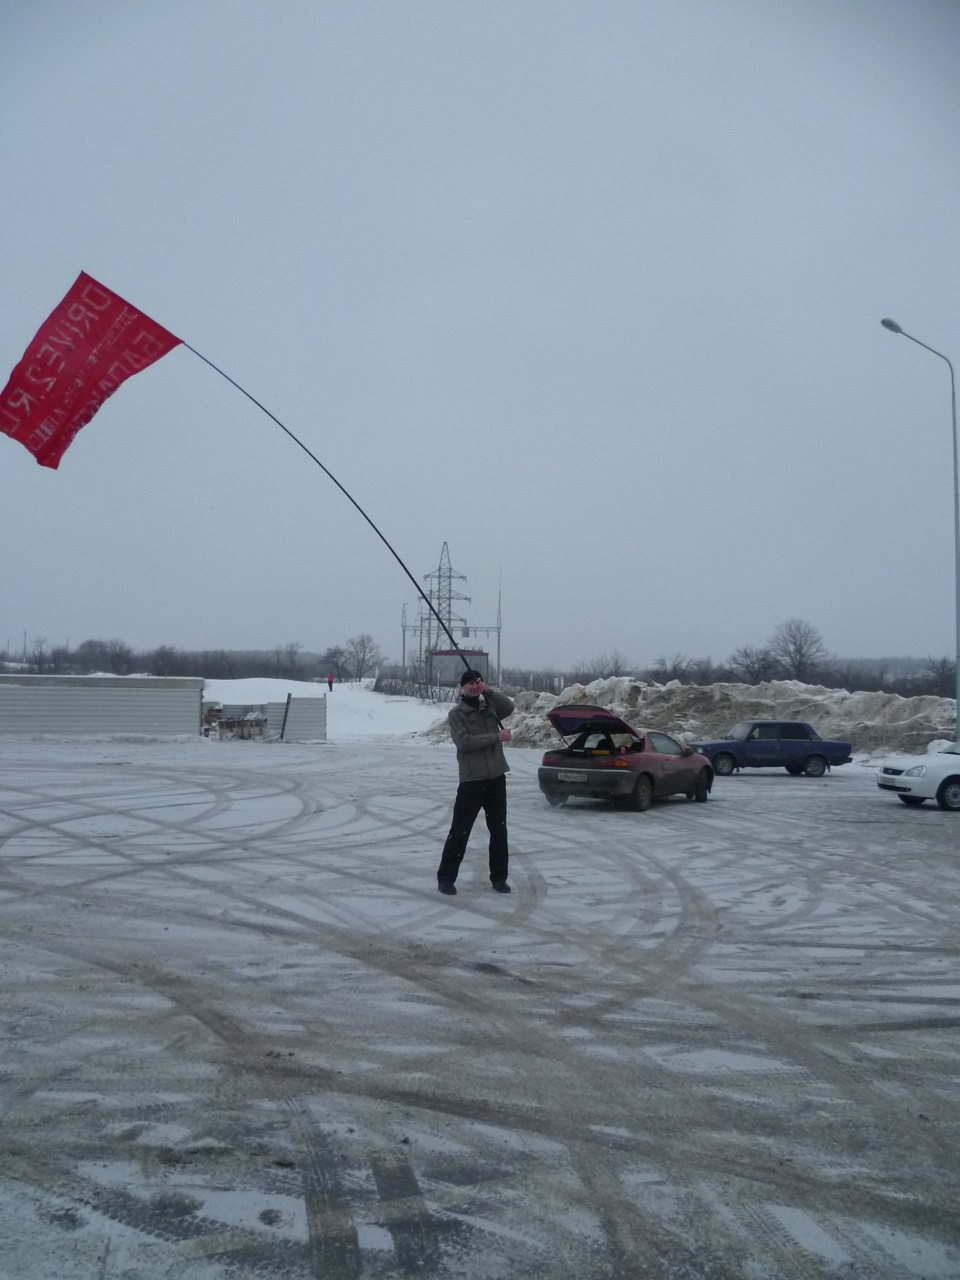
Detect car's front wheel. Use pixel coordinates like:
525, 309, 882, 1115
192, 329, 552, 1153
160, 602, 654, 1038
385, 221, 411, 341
687, 769, 710, 802
713, 753, 736, 777
935, 776, 960, 811
898, 795, 925, 807
630, 774, 654, 811
803, 755, 827, 778
544, 791, 568, 807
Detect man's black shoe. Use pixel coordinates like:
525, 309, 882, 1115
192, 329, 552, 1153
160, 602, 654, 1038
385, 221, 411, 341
438, 882, 456, 895
491, 881, 511, 894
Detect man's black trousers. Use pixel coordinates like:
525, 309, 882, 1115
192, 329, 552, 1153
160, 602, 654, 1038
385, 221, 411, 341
437, 774, 509, 885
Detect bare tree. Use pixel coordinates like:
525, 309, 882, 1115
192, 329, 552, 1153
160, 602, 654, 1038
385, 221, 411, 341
199, 650, 236, 679
922, 655, 955, 697
346, 634, 384, 681
149, 645, 181, 677
606, 649, 632, 677
767, 619, 829, 681
572, 657, 601, 683
374, 658, 440, 699
273, 642, 303, 680
728, 644, 778, 684
75, 639, 111, 672
688, 658, 718, 685
29, 636, 47, 673
107, 639, 135, 675
48, 644, 70, 674
834, 661, 888, 694
649, 653, 693, 682
319, 645, 351, 682
572, 651, 633, 682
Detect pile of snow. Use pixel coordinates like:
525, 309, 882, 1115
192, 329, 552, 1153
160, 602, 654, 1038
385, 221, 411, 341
202, 676, 954, 755
203, 677, 446, 742
425, 677, 955, 756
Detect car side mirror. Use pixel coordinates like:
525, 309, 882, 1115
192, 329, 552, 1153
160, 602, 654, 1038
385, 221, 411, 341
681, 745, 693, 756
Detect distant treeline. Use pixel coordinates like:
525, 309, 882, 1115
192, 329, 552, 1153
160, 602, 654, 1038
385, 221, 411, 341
2, 634, 385, 684
498, 654, 954, 700
4, 618, 955, 701
497, 618, 956, 700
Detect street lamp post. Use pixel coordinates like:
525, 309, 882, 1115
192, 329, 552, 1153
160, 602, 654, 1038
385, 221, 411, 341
881, 318, 960, 742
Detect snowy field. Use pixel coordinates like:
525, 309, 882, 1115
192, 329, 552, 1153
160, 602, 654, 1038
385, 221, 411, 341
2, 685, 959, 1279
203, 677, 448, 743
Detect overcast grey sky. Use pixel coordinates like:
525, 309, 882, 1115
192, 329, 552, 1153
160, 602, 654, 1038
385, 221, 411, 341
2, 0, 959, 670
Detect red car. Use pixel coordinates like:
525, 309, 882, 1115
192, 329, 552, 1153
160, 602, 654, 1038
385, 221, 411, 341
537, 705, 713, 810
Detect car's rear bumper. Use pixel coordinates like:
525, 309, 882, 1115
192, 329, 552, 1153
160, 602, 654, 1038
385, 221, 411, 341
538, 765, 638, 800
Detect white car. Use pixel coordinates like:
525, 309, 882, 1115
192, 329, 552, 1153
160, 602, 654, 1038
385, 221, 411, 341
877, 745, 960, 810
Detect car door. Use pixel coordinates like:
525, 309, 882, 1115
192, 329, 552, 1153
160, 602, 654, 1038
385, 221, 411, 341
647, 731, 694, 795
778, 722, 811, 765
743, 723, 781, 767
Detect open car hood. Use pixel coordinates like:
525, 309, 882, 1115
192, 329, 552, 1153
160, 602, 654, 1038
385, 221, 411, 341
545, 704, 640, 738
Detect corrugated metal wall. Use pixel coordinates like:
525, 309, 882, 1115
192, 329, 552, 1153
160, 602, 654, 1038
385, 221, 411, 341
0, 675, 204, 735
264, 698, 327, 740
278, 697, 327, 742
216, 698, 327, 741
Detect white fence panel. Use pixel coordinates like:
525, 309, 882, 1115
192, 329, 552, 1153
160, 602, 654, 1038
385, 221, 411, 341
281, 697, 327, 742
0, 676, 204, 736
214, 697, 326, 741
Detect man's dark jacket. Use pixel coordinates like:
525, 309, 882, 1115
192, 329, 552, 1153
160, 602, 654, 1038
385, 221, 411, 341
447, 689, 515, 783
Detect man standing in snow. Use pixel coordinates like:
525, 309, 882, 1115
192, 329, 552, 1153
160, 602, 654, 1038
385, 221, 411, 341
437, 670, 515, 895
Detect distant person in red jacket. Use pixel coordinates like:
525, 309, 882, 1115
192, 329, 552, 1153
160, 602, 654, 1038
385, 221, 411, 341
326, 674, 334, 691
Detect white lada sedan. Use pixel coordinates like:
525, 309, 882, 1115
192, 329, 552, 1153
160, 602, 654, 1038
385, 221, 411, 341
876, 743, 960, 810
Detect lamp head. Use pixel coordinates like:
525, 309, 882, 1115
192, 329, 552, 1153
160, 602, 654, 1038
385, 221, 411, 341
881, 318, 903, 334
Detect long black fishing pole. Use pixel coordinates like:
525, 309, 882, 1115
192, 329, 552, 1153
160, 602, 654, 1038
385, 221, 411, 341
180, 341, 475, 677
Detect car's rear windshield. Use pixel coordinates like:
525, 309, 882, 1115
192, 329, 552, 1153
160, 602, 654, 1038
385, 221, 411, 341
728, 722, 752, 740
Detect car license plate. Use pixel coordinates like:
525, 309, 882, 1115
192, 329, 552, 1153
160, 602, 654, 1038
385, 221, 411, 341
557, 770, 588, 783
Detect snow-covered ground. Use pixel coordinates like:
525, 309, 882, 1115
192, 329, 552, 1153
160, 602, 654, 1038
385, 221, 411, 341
203, 677, 447, 742
2, 684, 959, 1279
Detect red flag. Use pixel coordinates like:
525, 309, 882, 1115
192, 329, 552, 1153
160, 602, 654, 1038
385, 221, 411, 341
0, 272, 180, 469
